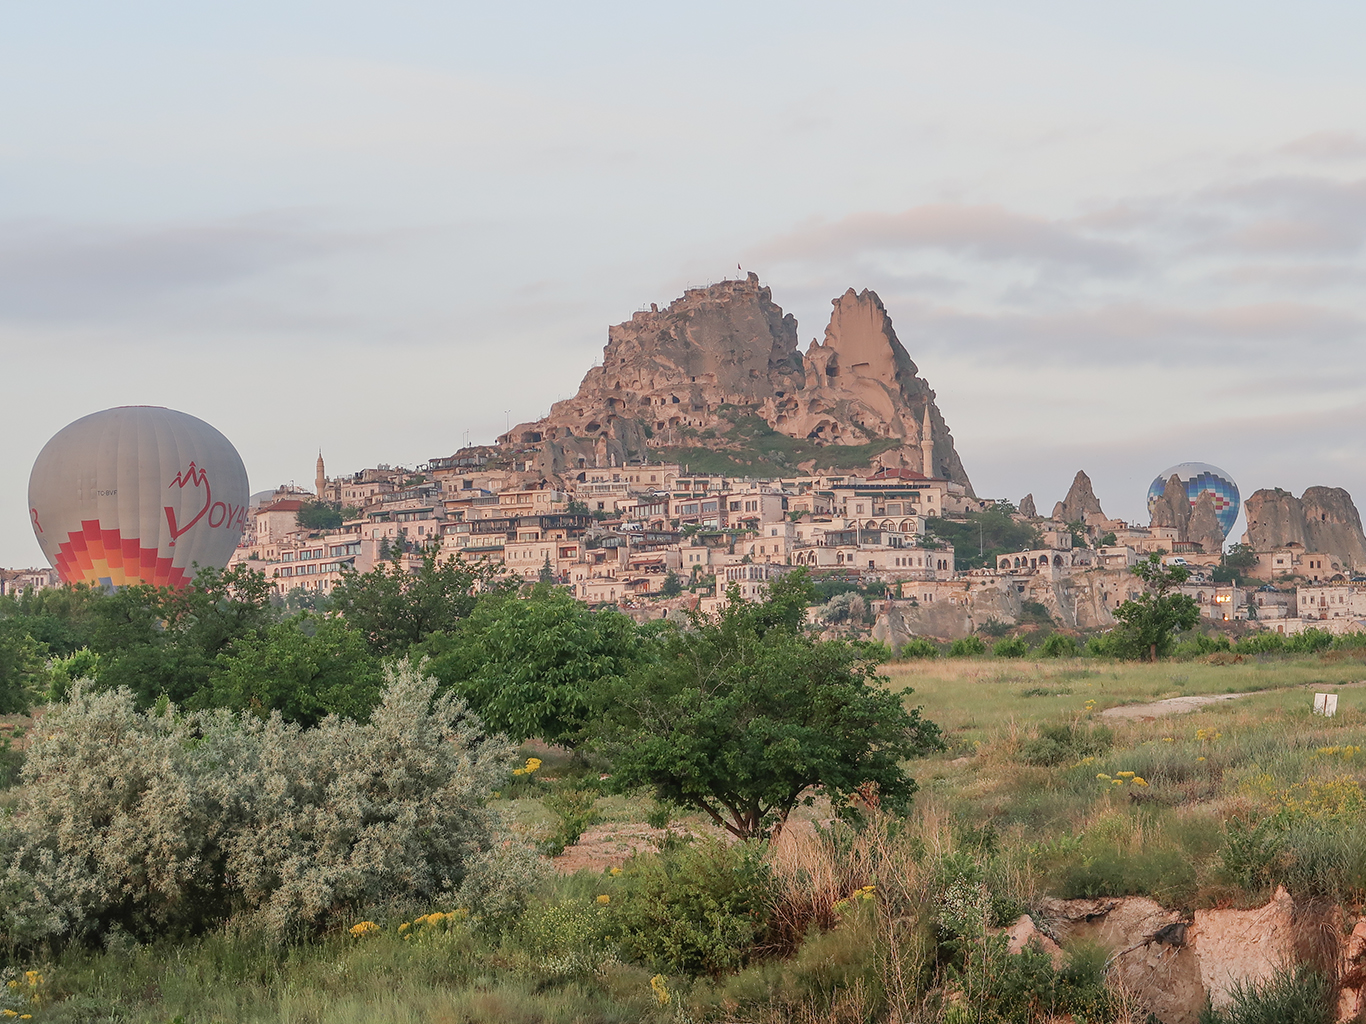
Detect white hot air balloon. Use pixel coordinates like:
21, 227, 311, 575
28, 406, 250, 589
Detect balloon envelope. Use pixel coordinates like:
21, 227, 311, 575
28, 406, 249, 589
1145, 462, 1241, 538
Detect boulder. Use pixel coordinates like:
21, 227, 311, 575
1019, 493, 1037, 518
1003, 914, 1065, 966
1188, 886, 1296, 1011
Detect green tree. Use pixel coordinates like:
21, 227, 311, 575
1106, 555, 1200, 661
926, 508, 1043, 570
295, 502, 343, 530
0, 622, 47, 714
597, 590, 941, 839
417, 587, 642, 748
329, 547, 507, 656
90, 565, 276, 707
659, 570, 683, 597
197, 614, 384, 725
1213, 542, 1259, 584
566, 499, 591, 516
0, 583, 104, 658
538, 555, 554, 583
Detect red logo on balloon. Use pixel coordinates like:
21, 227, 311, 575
165, 462, 213, 547
30, 508, 42, 534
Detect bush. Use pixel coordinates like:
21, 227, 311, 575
1235, 631, 1286, 655
539, 787, 603, 856
949, 636, 988, 658
612, 839, 774, 977
993, 636, 1030, 659
1037, 634, 1079, 658
1198, 964, 1335, 1024
1173, 632, 1232, 659
0, 662, 515, 946
1287, 628, 1336, 654
1019, 721, 1113, 767
899, 638, 940, 659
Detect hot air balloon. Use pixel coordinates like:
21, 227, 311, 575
1146, 462, 1241, 538
28, 406, 249, 589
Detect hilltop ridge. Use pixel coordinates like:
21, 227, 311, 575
501, 274, 973, 489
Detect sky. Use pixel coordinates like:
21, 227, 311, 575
4, 1, 1366, 566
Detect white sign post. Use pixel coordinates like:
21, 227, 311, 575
1313, 693, 1339, 717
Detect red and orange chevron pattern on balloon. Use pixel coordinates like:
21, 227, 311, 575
52, 519, 190, 590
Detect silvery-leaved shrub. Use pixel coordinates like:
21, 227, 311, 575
0, 661, 515, 946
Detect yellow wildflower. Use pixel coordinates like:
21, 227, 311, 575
596, 894, 611, 904
1163, 737, 1174, 743
1096, 773, 1112, 780
348, 921, 380, 937
1197, 756, 1206, 762
1117, 771, 1135, 778
609, 866, 622, 876
398, 922, 410, 933
650, 974, 671, 1006
3, 1011, 17, 1018
1112, 779, 1123, 785
1132, 777, 1149, 786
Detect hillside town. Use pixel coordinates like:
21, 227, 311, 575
9, 441, 1358, 645
9, 276, 1366, 647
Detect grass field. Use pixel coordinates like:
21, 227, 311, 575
21, 651, 1366, 1022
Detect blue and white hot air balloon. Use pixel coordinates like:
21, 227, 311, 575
1146, 462, 1241, 538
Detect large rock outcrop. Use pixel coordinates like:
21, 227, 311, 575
1052, 470, 1106, 525
503, 276, 972, 489
1243, 486, 1366, 569
1150, 474, 1190, 534
1019, 493, 1037, 518
1188, 491, 1227, 556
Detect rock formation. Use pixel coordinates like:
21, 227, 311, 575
1243, 486, 1366, 569
1019, 493, 1036, 518
1051, 471, 1106, 525
1149, 474, 1190, 535
1187, 491, 1226, 556
503, 275, 972, 489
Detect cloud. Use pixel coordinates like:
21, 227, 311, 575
751, 203, 1138, 273
1279, 132, 1366, 162
1197, 176, 1366, 256
897, 299, 1362, 367
0, 214, 373, 321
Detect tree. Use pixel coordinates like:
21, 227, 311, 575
538, 555, 554, 584
1105, 554, 1200, 661
660, 570, 683, 598
1213, 542, 1258, 584
925, 508, 1042, 570
0, 622, 47, 714
295, 502, 343, 530
596, 590, 941, 839
566, 499, 591, 516
329, 547, 508, 656
418, 587, 643, 748
197, 614, 384, 726
90, 564, 276, 707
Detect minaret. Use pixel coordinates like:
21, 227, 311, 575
920, 405, 935, 479
315, 451, 326, 501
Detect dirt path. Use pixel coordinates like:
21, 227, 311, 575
1099, 692, 1248, 720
